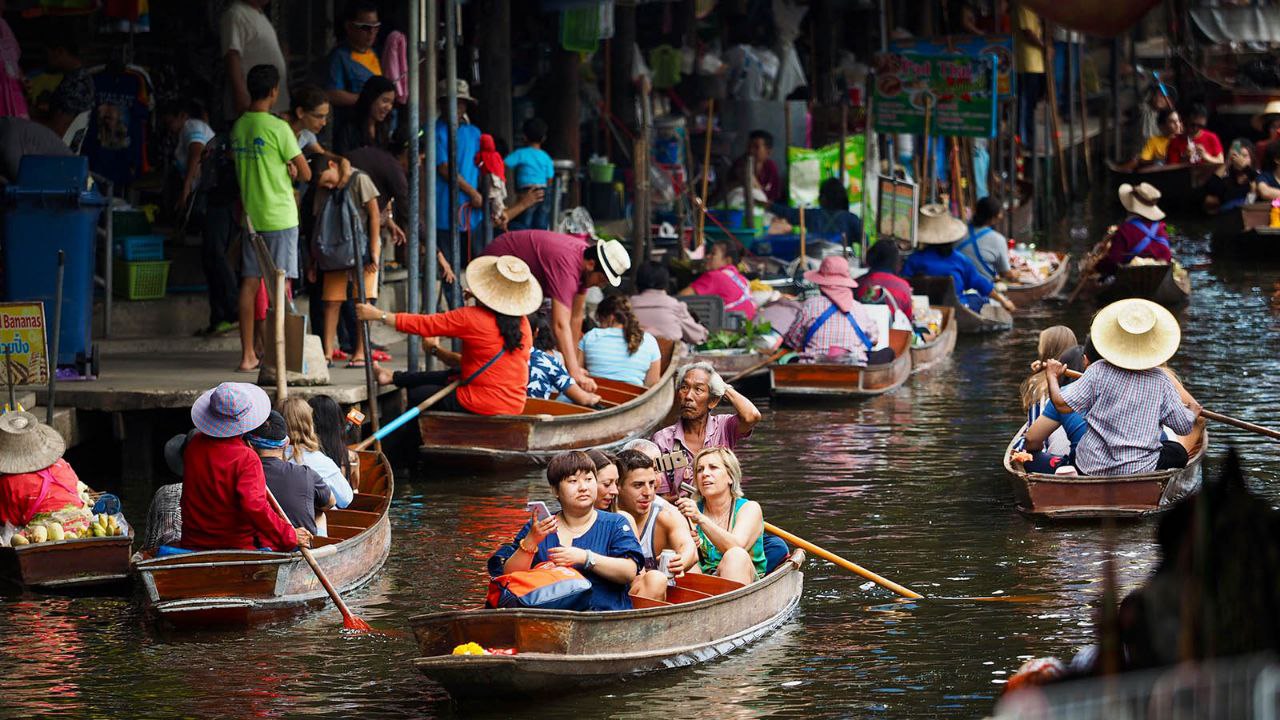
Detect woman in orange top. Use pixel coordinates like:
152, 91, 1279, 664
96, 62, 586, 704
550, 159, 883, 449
357, 255, 542, 414
0, 412, 88, 530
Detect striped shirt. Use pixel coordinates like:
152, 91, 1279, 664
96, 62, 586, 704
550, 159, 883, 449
578, 327, 661, 386
1059, 361, 1195, 476
783, 294, 879, 365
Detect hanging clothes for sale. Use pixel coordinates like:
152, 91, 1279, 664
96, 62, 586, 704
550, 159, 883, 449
0, 11, 28, 118
382, 31, 409, 105
83, 65, 151, 187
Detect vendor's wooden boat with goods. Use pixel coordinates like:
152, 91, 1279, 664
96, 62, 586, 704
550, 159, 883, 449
1096, 261, 1191, 307
131, 448, 392, 628
410, 549, 805, 699
1002, 428, 1207, 519
909, 306, 957, 373
0, 504, 134, 592
770, 329, 912, 398
418, 342, 680, 464
909, 275, 1013, 334
689, 348, 771, 394
1209, 202, 1280, 260
1004, 252, 1070, 305
1107, 161, 1218, 214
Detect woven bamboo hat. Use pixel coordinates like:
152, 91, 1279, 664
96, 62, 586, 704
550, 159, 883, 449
1252, 99, 1280, 131
916, 204, 968, 245
465, 255, 544, 316
0, 411, 66, 474
1118, 182, 1165, 222
1090, 298, 1181, 370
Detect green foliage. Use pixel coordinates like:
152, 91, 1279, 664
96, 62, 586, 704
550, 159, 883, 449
696, 318, 773, 351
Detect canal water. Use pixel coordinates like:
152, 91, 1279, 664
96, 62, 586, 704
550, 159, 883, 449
2, 211, 1278, 719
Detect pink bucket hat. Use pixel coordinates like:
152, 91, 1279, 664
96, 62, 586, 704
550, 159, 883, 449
804, 255, 858, 313
191, 382, 272, 438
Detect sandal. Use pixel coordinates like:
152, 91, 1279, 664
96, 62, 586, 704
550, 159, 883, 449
370, 349, 393, 362
331, 348, 351, 361
346, 360, 368, 369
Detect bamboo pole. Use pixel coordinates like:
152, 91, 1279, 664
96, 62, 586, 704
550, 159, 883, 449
1043, 23, 1069, 197
1080, 40, 1094, 178
696, 99, 715, 250
273, 269, 286, 405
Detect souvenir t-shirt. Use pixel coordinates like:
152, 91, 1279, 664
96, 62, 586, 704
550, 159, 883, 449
578, 328, 661, 386
504, 146, 555, 189
175, 118, 214, 175
1166, 129, 1224, 165
83, 70, 149, 187
231, 111, 302, 232
327, 45, 382, 96
1138, 135, 1171, 163
527, 347, 575, 400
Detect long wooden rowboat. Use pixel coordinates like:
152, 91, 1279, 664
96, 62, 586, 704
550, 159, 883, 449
910, 306, 957, 374
0, 509, 134, 592
1002, 428, 1207, 519
1209, 202, 1280, 260
1004, 252, 1070, 305
1107, 161, 1219, 214
909, 275, 1013, 333
689, 348, 771, 395
410, 549, 806, 699
418, 342, 681, 464
1096, 262, 1190, 307
131, 448, 392, 628
771, 328, 912, 398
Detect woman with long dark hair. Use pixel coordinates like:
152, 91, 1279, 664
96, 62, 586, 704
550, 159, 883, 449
358, 255, 540, 414
577, 294, 663, 387
334, 75, 397, 154
307, 394, 356, 481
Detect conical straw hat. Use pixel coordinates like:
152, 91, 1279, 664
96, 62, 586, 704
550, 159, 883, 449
465, 255, 544, 316
916, 204, 968, 245
0, 411, 66, 474
1090, 299, 1181, 370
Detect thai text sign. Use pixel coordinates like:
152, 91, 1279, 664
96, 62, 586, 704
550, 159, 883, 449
0, 303, 49, 385
889, 36, 1014, 97
873, 52, 998, 137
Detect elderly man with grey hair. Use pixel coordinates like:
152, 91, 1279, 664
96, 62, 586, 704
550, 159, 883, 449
651, 361, 761, 501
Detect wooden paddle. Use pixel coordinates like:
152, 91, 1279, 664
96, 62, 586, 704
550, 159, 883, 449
1066, 234, 1113, 304
263, 487, 372, 631
725, 349, 788, 384
353, 380, 462, 451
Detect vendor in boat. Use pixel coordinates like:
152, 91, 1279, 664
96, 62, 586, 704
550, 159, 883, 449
678, 240, 758, 321
768, 177, 865, 250
1096, 183, 1173, 279
180, 382, 310, 552
958, 197, 1019, 284
612, 449, 698, 602
902, 205, 1017, 315
528, 312, 602, 407
1043, 299, 1202, 476
785, 254, 893, 365
0, 412, 94, 536
652, 361, 761, 500
489, 451, 644, 611
587, 449, 621, 515
1166, 103, 1224, 167
579, 295, 663, 387
1203, 139, 1256, 214
360, 255, 540, 415
674, 447, 766, 585
480, 230, 633, 393
248, 410, 335, 535
855, 240, 914, 323
629, 261, 709, 345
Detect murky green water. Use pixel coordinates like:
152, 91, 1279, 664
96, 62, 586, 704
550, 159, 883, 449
2, 206, 1278, 718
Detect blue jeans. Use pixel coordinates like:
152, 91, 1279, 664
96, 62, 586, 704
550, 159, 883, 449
506, 189, 550, 231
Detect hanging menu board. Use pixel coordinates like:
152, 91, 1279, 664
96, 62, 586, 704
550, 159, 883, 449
872, 52, 999, 138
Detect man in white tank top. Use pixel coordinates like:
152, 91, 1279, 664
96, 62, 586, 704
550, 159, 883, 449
613, 449, 699, 602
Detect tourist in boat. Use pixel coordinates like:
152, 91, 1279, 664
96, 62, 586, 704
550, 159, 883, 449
1254, 142, 1280, 202
180, 383, 310, 552
629, 261, 708, 345
0, 412, 94, 536
308, 395, 357, 483
1020, 341, 1091, 473
674, 447, 765, 585
528, 312, 601, 407
360, 255, 540, 414
587, 449, 622, 515
1043, 299, 1201, 475
612, 449, 698, 602
1097, 183, 1173, 279
902, 205, 1017, 314
1128, 108, 1181, 170
142, 430, 194, 550
578, 295, 663, 387
856, 240, 914, 323
1203, 139, 1257, 214
489, 451, 644, 611
1019, 325, 1079, 429
280, 397, 353, 509
248, 411, 335, 535
1166, 103, 1224, 166
678, 241, 758, 321
480, 230, 633, 393
784, 255, 894, 365
652, 361, 761, 500
959, 197, 1018, 284
768, 177, 865, 250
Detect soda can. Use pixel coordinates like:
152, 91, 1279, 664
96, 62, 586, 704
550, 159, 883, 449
657, 549, 678, 579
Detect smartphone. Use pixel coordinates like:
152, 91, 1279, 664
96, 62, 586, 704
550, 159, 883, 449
679, 482, 697, 497
526, 501, 551, 521
656, 451, 689, 473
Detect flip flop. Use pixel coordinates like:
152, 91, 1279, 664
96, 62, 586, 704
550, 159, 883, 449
346, 360, 367, 369
370, 349, 393, 362
234, 364, 260, 373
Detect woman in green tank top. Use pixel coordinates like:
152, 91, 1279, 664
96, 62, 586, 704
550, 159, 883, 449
673, 447, 766, 584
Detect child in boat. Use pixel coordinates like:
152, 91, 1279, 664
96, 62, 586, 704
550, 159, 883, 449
1097, 183, 1173, 279
1019, 342, 1092, 473
611, 450, 698, 602
528, 312, 601, 406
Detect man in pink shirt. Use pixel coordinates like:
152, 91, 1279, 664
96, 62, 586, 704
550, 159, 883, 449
480, 230, 631, 391
679, 241, 757, 320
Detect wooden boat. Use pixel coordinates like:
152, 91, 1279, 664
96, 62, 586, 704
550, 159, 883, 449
131, 448, 392, 628
1096, 261, 1190, 307
909, 306, 957, 373
410, 549, 806, 699
689, 348, 770, 395
1208, 202, 1280, 260
0, 506, 134, 592
909, 275, 1013, 333
1004, 252, 1070, 305
770, 328, 912, 398
1003, 427, 1207, 519
418, 341, 681, 464
1107, 161, 1219, 214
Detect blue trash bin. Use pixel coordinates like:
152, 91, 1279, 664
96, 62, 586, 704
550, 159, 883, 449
3, 155, 105, 373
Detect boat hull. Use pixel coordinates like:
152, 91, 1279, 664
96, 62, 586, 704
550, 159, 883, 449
0, 533, 133, 592
410, 551, 805, 698
1108, 161, 1218, 215
771, 329, 912, 398
1097, 262, 1190, 307
909, 275, 1013, 333
909, 306, 957, 373
1004, 253, 1070, 305
1209, 202, 1280, 260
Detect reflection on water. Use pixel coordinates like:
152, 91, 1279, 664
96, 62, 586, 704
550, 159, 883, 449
2, 210, 1278, 719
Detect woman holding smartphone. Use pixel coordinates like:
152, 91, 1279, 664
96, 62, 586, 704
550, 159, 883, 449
674, 447, 766, 586
488, 451, 644, 611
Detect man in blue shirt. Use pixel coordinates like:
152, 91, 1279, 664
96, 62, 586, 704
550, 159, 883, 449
505, 117, 556, 230
434, 78, 485, 268
325, 1, 383, 134
902, 205, 1016, 313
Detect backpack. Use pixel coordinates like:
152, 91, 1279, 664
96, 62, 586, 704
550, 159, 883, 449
199, 134, 240, 204
486, 561, 593, 611
312, 171, 368, 272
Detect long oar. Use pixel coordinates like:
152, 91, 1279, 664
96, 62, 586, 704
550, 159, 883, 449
353, 380, 461, 451
1066, 235, 1112, 304
263, 487, 372, 631
725, 349, 788, 384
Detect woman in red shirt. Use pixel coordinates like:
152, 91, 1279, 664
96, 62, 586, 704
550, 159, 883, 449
359, 254, 542, 414
0, 412, 87, 530
1166, 103, 1224, 166
855, 239, 915, 323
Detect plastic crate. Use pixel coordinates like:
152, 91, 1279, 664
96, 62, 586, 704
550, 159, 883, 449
112, 259, 170, 300
115, 234, 164, 261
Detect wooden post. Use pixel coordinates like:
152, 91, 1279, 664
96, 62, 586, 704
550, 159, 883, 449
1080, 41, 1094, 178
799, 206, 807, 266
1066, 36, 1078, 194
743, 155, 756, 230
477, 0, 513, 151
696, 99, 715, 250
273, 269, 286, 405
1043, 22, 1069, 197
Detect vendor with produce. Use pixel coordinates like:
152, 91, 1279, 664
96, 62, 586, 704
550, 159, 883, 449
0, 412, 97, 542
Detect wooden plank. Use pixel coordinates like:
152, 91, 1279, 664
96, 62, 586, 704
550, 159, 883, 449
419, 415, 532, 451
326, 508, 380, 528
522, 398, 592, 416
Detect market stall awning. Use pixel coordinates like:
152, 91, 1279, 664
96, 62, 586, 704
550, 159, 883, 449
1191, 6, 1280, 45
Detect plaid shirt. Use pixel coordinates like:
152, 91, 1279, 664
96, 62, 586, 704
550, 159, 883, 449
1059, 361, 1195, 475
783, 294, 879, 365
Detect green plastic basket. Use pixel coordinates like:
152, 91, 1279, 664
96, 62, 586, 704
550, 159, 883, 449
113, 259, 170, 300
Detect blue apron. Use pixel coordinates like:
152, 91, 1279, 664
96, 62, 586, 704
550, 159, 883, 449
1123, 218, 1169, 261
803, 303, 874, 352
959, 225, 998, 278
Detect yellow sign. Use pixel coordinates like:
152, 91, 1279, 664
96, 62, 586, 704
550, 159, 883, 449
0, 303, 49, 386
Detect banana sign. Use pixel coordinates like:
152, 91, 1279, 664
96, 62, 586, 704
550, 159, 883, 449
0, 303, 50, 386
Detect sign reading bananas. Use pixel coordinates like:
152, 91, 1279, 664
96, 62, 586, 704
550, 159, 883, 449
0, 303, 50, 386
